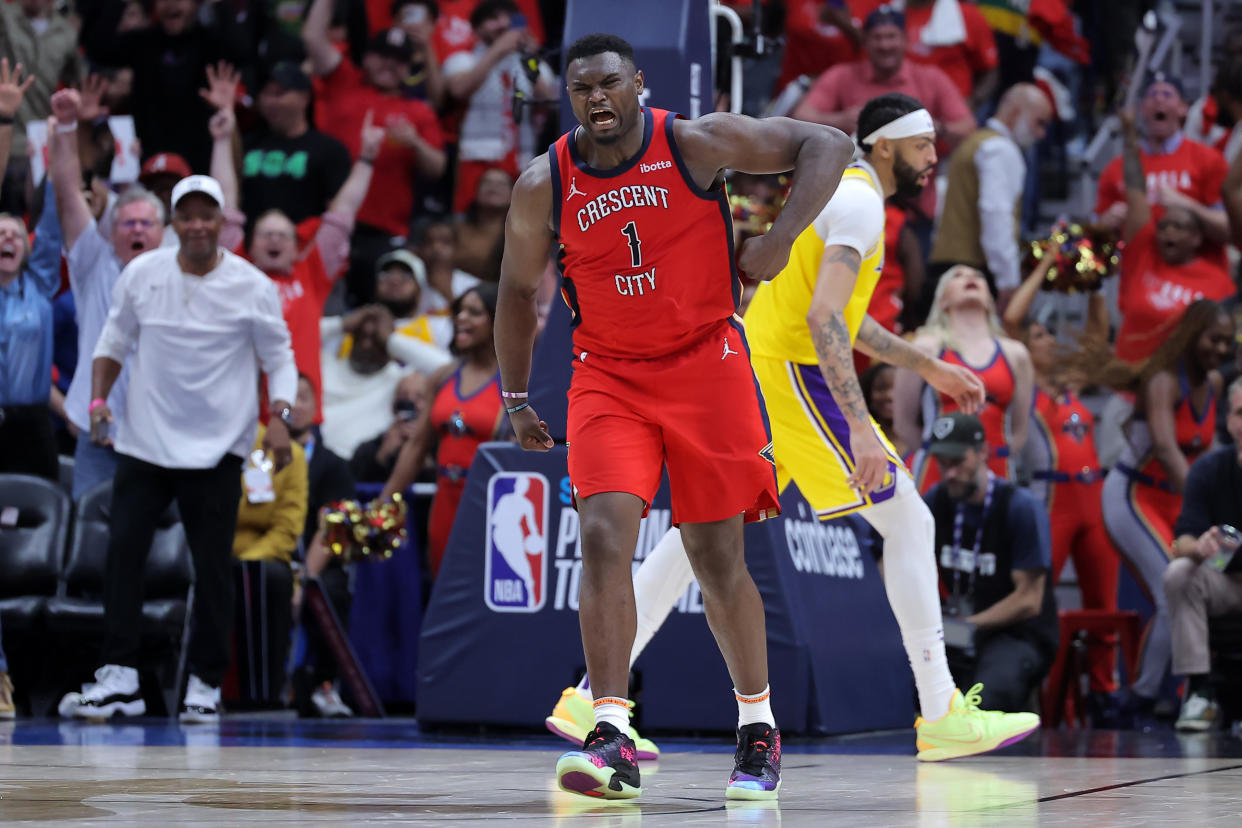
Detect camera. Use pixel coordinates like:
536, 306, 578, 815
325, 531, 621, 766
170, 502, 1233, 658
394, 400, 419, 422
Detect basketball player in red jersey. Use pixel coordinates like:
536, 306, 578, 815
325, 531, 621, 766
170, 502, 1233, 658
496, 33, 854, 801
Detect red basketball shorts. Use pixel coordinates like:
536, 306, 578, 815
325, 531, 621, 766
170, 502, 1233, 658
566, 319, 780, 525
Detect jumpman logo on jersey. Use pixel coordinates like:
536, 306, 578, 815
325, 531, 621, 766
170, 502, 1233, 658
565, 177, 587, 201
722, 338, 739, 359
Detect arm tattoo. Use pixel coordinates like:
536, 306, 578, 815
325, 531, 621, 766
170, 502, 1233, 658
826, 247, 861, 273
856, 316, 933, 372
811, 312, 871, 425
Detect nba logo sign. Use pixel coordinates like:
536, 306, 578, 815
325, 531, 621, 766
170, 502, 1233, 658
484, 472, 548, 612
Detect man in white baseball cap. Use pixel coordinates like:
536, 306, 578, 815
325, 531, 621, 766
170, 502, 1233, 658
72, 173, 300, 725
169, 174, 226, 266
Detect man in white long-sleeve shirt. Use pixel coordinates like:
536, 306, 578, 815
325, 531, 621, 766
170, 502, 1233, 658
925, 83, 1052, 316
74, 175, 299, 724
318, 302, 451, 459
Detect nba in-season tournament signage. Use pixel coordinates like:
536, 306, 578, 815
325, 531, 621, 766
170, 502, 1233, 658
418, 444, 914, 735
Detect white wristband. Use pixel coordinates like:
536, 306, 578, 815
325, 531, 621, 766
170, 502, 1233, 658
55, 120, 78, 134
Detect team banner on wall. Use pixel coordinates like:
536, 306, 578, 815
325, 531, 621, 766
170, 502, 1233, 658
417, 444, 914, 735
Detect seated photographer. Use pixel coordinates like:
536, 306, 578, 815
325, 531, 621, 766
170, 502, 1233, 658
1164, 376, 1242, 732
925, 413, 1059, 712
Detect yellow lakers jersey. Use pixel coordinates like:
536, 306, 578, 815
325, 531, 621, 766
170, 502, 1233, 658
744, 161, 886, 365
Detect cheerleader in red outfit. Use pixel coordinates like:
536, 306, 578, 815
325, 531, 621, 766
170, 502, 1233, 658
895, 266, 1035, 492
1003, 260, 1121, 695
1094, 300, 1234, 704
381, 283, 507, 576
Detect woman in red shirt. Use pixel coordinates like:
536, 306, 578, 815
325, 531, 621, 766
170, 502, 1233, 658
381, 283, 507, 576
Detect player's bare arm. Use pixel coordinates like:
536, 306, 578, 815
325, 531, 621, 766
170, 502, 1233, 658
674, 114, 854, 282
855, 316, 985, 414
1000, 338, 1034, 454
892, 334, 938, 453
806, 244, 888, 495
496, 155, 557, 451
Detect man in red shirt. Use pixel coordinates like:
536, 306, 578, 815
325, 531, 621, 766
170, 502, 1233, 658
1096, 74, 1230, 264
793, 7, 974, 226
793, 8, 973, 144
209, 102, 384, 415
304, 0, 447, 308
1115, 110, 1235, 363
854, 0, 999, 109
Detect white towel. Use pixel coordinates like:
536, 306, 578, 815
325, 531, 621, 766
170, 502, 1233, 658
916, 0, 967, 47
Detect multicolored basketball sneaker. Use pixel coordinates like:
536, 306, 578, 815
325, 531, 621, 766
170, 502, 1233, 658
556, 722, 643, 800
545, 686, 660, 760
915, 683, 1041, 762
725, 722, 782, 800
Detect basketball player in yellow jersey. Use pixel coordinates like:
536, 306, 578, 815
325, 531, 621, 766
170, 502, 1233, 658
745, 93, 1042, 758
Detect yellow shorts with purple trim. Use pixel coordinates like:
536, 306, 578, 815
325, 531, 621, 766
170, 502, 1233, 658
752, 354, 907, 519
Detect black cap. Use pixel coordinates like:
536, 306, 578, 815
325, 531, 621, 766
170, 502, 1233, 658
266, 61, 311, 92
864, 5, 905, 31
366, 28, 416, 63
927, 413, 986, 459
1144, 70, 1186, 101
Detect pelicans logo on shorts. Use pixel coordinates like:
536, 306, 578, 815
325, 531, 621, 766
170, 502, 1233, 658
758, 442, 776, 465
484, 472, 548, 613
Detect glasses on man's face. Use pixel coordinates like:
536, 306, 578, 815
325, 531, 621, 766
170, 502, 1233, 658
118, 218, 159, 231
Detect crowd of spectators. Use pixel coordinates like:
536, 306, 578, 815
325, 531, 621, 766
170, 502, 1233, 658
2, 0, 1242, 732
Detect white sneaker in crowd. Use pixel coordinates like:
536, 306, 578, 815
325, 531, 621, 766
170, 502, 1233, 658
180, 674, 221, 724
312, 682, 353, 718
1175, 693, 1221, 732
72, 665, 145, 720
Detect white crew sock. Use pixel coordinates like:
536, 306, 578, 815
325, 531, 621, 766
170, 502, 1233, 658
575, 528, 696, 700
861, 474, 956, 721
593, 696, 631, 733
736, 685, 775, 728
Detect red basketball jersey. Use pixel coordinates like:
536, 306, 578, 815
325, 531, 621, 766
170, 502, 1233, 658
1136, 368, 1216, 487
1032, 388, 1099, 476
938, 342, 1016, 476
550, 108, 738, 360
431, 366, 503, 479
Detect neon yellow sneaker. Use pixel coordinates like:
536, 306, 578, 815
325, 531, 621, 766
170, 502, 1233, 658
545, 686, 661, 761
915, 684, 1040, 762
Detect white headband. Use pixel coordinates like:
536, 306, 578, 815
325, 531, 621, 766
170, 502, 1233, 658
861, 108, 935, 146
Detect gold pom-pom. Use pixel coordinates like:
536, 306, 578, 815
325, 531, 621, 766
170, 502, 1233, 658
1022, 221, 1123, 294
318, 495, 409, 562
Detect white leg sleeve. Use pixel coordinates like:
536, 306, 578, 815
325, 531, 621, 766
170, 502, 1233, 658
629, 527, 696, 667
861, 473, 956, 720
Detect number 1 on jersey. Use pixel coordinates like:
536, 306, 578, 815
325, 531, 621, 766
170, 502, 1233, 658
621, 221, 642, 268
